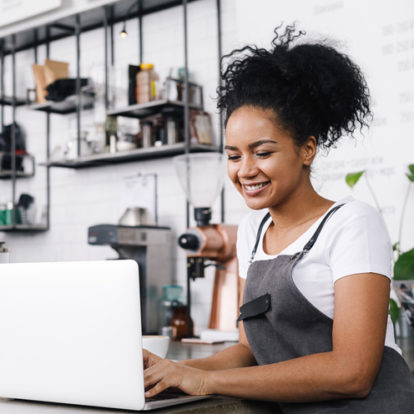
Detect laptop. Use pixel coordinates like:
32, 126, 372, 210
0, 260, 208, 411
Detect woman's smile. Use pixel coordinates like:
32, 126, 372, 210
242, 181, 271, 196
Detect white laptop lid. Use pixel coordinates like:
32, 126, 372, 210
0, 260, 146, 411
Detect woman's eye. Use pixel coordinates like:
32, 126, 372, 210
256, 152, 272, 158
227, 155, 240, 161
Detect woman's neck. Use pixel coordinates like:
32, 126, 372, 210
267, 185, 333, 233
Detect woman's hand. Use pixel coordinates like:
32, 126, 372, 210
144, 355, 211, 398
142, 348, 162, 369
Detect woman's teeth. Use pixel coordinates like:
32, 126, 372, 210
245, 182, 268, 191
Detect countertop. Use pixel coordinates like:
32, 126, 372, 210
0, 339, 412, 413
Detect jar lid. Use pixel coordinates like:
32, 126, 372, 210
140, 63, 154, 70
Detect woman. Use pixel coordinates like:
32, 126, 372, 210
144, 26, 414, 412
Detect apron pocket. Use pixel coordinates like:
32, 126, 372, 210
238, 293, 271, 321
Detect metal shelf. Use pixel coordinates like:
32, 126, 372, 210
0, 96, 26, 106
0, 171, 34, 179
0, 0, 201, 56
0, 224, 49, 232
0, 153, 35, 179
107, 99, 202, 118
29, 92, 94, 115
45, 143, 219, 169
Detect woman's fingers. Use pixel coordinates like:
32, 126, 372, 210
144, 360, 180, 397
144, 359, 210, 397
142, 348, 162, 369
145, 380, 168, 398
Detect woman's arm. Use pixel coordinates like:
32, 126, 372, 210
178, 277, 256, 370
144, 273, 390, 401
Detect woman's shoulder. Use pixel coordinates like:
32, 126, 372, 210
332, 196, 384, 225
324, 195, 391, 253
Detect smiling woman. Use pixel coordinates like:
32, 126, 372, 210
225, 106, 314, 212
143, 25, 414, 412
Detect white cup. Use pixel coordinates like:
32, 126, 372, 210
142, 335, 170, 359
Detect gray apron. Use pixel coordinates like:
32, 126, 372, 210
238, 205, 414, 413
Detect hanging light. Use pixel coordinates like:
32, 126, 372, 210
120, 21, 128, 38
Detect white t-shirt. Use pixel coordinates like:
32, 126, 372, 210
237, 196, 400, 353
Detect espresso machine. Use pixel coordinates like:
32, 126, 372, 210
173, 153, 239, 338
87, 224, 172, 334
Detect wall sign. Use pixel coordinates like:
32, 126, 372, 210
0, 0, 62, 27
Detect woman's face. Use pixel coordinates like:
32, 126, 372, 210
225, 106, 314, 211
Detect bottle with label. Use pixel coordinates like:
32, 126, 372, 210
136, 63, 159, 104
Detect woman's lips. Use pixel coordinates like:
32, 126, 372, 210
242, 181, 270, 196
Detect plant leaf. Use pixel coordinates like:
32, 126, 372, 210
407, 164, 414, 182
394, 247, 414, 280
345, 171, 365, 189
392, 242, 400, 253
389, 298, 400, 325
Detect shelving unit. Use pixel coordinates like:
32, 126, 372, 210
1, 0, 218, 165
0, 34, 48, 232
0, 0, 224, 230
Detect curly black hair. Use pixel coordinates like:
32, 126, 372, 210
217, 25, 371, 149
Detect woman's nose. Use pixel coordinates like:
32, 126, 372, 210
238, 156, 259, 178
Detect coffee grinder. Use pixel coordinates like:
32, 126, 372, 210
173, 153, 239, 338
87, 224, 173, 334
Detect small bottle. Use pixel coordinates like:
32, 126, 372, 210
136, 63, 159, 104
170, 305, 193, 340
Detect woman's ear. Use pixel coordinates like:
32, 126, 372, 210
302, 136, 317, 167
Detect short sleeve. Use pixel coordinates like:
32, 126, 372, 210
237, 215, 251, 279
327, 203, 393, 282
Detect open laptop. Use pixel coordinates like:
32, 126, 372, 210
0, 260, 208, 410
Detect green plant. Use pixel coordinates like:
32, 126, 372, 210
345, 164, 414, 275
389, 298, 401, 325
345, 165, 414, 325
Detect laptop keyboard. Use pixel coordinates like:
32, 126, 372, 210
145, 389, 189, 402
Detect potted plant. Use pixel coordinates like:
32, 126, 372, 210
345, 165, 414, 331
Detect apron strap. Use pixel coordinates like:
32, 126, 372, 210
249, 204, 345, 262
302, 204, 344, 253
249, 212, 271, 263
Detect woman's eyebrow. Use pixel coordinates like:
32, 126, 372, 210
225, 139, 278, 151
248, 139, 278, 149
